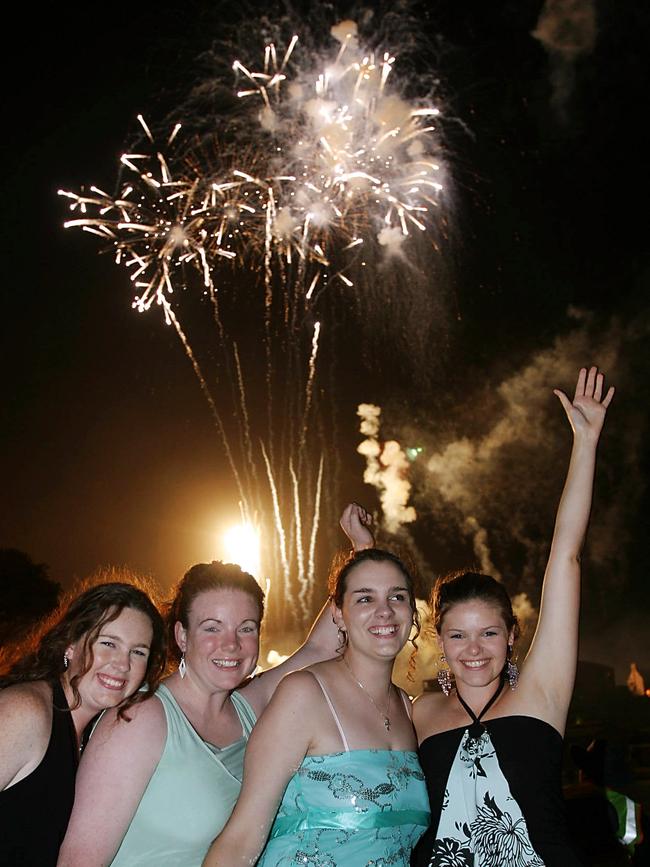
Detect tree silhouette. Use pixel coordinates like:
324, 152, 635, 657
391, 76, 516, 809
0, 549, 61, 646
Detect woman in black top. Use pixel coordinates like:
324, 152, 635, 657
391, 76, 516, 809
0, 580, 166, 866
411, 367, 615, 867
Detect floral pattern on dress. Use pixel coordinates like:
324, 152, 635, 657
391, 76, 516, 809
429, 729, 545, 867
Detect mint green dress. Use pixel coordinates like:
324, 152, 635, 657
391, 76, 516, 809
257, 676, 430, 867
109, 683, 256, 867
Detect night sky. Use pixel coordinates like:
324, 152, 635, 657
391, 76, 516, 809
2, 1, 648, 677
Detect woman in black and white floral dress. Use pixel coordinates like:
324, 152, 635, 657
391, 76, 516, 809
411, 367, 615, 867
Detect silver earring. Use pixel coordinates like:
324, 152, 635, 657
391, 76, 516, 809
63, 654, 69, 670
437, 656, 453, 696
506, 646, 519, 690
179, 653, 187, 679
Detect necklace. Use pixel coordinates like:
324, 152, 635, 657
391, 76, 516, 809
342, 657, 392, 731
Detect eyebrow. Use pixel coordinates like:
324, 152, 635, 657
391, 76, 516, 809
198, 618, 259, 626
98, 632, 151, 648
351, 586, 409, 594
444, 624, 505, 631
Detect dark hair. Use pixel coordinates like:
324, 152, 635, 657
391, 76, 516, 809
328, 548, 421, 678
431, 571, 519, 641
166, 561, 265, 664
0, 578, 166, 721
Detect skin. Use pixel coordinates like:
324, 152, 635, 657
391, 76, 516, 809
202, 559, 418, 867
414, 366, 615, 742
58, 503, 375, 867
0, 606, 154, 792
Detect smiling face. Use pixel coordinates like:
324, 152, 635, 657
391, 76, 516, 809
66, 606, 153, 715
440, 599, 514, 692
175, 587, 261, 692
333, 559, 414, 662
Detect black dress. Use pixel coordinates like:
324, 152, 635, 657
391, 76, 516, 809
0, 679, 78, 867
411, 715, 584, 867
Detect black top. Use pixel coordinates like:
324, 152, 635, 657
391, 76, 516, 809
0, 679, 78, 867
411, 715, 584, 867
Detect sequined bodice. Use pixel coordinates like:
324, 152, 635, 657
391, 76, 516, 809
257, 749, 430, 866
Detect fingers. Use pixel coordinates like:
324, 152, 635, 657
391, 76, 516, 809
585, 366, 597, 398
553, 389, 573, 418
602, 385, 615, 408
573, 367, 587, 401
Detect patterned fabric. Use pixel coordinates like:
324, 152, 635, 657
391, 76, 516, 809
429, 728, 544, 867
257, 749, 430, 866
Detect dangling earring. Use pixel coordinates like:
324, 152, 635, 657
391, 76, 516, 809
179, 653, 187, 679
506, 645, 519, 690
63, 654, 69, 670
437, 655, 453, 696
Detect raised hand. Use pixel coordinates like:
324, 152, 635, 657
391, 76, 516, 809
554, 366, 615, 443
339, 502, 374, 551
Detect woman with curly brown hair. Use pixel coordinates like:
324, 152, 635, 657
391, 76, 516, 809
0, 580, 166, 867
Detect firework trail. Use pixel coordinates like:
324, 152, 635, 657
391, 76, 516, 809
59, 13, 448, 626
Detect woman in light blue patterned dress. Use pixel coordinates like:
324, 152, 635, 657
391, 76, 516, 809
203, 549, 431, 867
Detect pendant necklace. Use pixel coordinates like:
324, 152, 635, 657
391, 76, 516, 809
342, 657, 392, 731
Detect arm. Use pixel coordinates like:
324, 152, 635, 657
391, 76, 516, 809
0, 683, 50, 790
57, 698, 166, 867
242, 503, 374, 714
523, 367, 614, 713
202, 672, 318, 866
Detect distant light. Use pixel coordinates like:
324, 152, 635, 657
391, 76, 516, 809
405, 446, 424, 462
222, 523, 261, 580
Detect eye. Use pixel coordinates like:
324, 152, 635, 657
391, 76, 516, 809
204, 625, 220, 632
99, 640, 116, 648
389, 593, 407, 602
449, 633, 463, 640
239, 625, 258, 634
131, 648, 149, 658
356, 596, 372, 604
484, 630, 498, 637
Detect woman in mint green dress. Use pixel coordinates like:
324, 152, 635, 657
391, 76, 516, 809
203, 548, 431, 867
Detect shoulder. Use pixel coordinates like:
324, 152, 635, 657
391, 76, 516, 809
412, 690, 447, 740
269, 667, 325, 703
0, 681, 53, 787
87, 689, 166, 754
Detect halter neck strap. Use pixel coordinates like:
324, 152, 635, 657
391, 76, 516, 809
456, 675, 505, 736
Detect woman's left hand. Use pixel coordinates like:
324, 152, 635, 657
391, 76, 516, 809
339, 503, 375, 551
554, 366, 615, 442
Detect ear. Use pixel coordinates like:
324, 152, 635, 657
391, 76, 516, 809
507, 628, 516, 650
174, 621, 187, 654
330, 599, 345, 631
64, 643, 75, 661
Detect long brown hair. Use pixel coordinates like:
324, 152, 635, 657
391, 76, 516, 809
0, 573, 166, 721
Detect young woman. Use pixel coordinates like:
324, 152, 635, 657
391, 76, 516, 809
0, 581, 166, 867
411, 367, 615, 867
57, 504, 373, 867
202, 547, 431, 867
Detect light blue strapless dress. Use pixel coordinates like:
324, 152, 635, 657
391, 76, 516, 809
257, 675, 430, 867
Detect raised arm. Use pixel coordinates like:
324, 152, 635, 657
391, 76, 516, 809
57, 701, 165, 867
202, 671, 318, 866
523, 367, 614, 714
241, 503, 374, 714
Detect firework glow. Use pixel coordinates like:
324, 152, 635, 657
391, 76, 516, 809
59, 17, 448, 626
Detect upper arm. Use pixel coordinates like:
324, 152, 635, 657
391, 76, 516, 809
412, 693, 437, 745
0, 685, 50, 789
242, 602, 338, 715
57, 698, 166, 867
203, 672, 319, 866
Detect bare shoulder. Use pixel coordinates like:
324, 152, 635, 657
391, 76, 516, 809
412, 691, 447, 742
268, 666, 325, 704
0, 681, 53, 787
86, 691, 166, 755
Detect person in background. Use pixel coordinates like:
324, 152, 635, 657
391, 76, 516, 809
0, 580, 166, 867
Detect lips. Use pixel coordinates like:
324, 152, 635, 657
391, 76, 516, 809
460, 659, 490, 669
211, 658, 240, 668
368, 625, 399, 637
96, 673, 127, 690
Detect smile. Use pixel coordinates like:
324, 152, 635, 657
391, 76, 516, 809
461, 659, 489, 668
211, 659, 240, 668
369, 625, 399, 636
96, 673, 127, 690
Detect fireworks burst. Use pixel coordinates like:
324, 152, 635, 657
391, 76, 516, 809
59, 16, 449, 627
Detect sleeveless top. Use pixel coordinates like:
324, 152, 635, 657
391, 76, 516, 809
411, 688, 583, 867
257, 673, 431, 867
109, 683, 256, 867
0, 679, 78, 867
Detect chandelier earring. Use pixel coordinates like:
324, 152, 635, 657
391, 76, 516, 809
437, 654, 453, 697
506, 644, 519, 690
179, 653, 187, 679
63, 654, 69, 670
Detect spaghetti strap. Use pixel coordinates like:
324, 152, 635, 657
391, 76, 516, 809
398, 688, 412, 718
309, 672, 350, 752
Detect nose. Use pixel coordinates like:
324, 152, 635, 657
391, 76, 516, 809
375, 597, 395, 618
465, 637, 481, 656
219, 629, 241, 652
112, 647, 131, 672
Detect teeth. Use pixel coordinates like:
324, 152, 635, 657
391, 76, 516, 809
212, 659, 239, 667
463, 660, 487, 668
99, 675, 126, 687
370, 626, 398, 635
